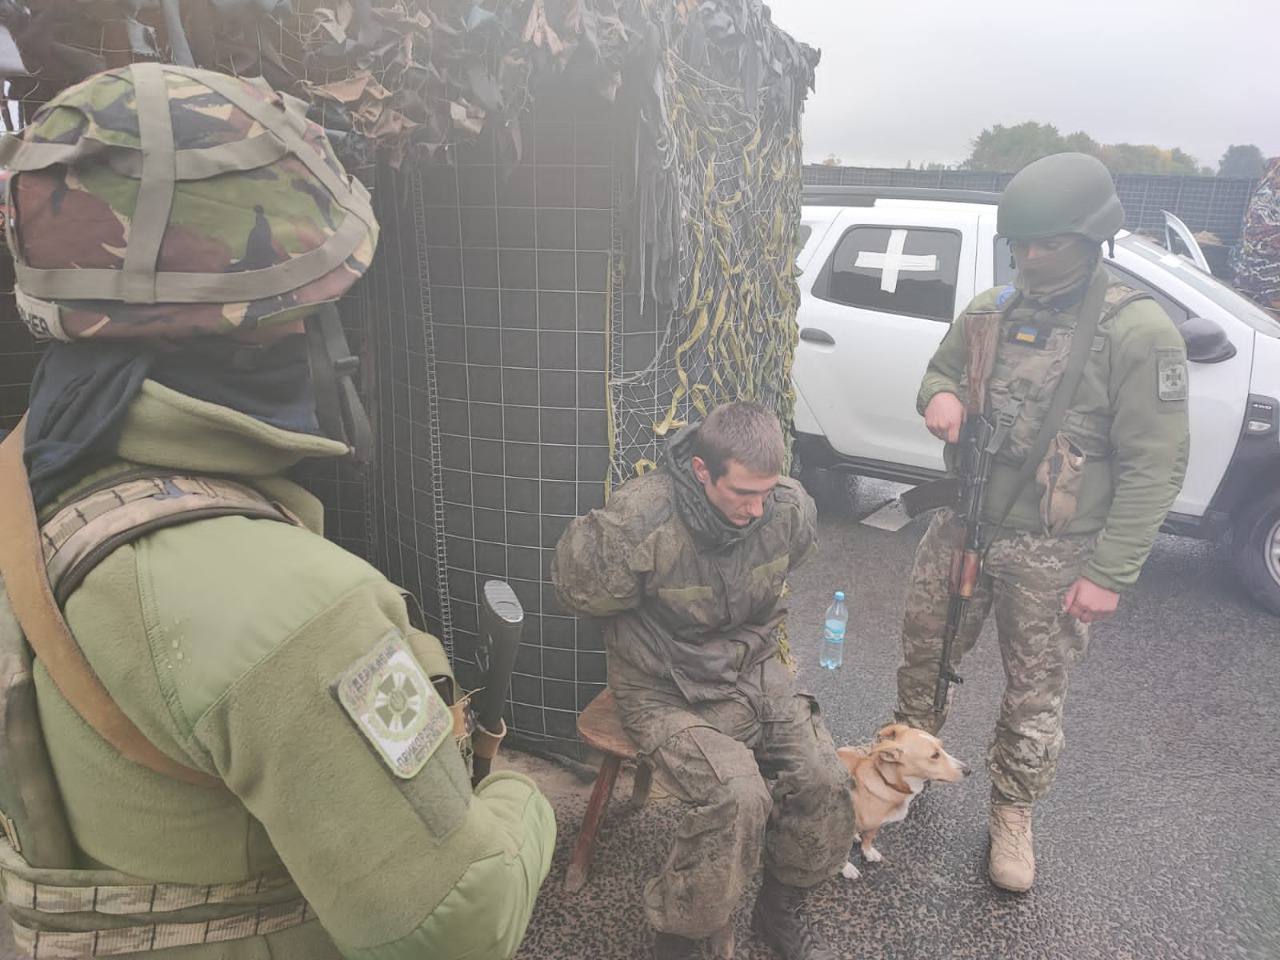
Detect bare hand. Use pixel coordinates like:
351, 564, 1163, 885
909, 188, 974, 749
924, 392, 966, 443
1062, 577, 1119, 624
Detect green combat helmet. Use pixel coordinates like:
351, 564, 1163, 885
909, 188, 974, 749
0, 63, 378, 344
997, 152, 1124, 244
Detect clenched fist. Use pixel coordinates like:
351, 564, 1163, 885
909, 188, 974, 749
924, 392, 966, 443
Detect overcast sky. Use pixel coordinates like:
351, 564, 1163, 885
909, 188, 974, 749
765, 0, 1279, 171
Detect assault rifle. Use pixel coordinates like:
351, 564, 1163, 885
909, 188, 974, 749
930, 413, 998, 712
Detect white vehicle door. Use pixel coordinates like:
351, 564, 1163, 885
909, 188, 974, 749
794, 206, 977, 469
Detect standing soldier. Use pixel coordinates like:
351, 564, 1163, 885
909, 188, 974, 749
553, 402, 856, 960
0, 65, 553, 958
894, 153, 1190, 892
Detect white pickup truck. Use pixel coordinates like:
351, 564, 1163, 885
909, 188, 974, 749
792, 185, 1280, 615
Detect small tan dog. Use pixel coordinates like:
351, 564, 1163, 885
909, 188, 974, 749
835, 723, 970, 878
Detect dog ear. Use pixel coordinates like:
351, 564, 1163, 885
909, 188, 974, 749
876, 745, 904, 764
875, 724, 899, 741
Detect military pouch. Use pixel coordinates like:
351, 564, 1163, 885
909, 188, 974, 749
1035, 433, 1086, 536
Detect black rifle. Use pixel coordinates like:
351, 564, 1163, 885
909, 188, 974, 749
931, 413, 999, 713
469, 580, 525, 787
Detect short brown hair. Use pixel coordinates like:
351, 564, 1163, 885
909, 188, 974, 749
692, 401, 785, 480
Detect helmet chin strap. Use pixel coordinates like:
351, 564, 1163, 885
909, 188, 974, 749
306, 303, 373, 463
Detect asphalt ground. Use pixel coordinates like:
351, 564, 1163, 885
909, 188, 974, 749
516, 477, 1280, 960
1, 477, 1275, 959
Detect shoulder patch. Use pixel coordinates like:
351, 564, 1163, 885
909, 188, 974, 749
996, 284, 1016, 307
1155, 346, 1189, 402
335, 630, 451, 779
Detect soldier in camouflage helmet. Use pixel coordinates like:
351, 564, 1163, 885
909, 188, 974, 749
0, 64, 554, 959
553, 402, 856, 960
894, 152, 1189, 892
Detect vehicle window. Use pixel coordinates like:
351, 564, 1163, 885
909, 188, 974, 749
817, 226, 961, 321
1120, 234, 1280, 338
996, 237, 1191, 329
994, 236, 1015, 287
1104, 263, 1190, 327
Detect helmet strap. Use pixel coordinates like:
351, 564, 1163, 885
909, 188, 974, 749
306, 304, 373, 464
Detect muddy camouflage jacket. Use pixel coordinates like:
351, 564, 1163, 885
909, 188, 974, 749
918, 270, 1190, 592
4, 382, 554, 960
553, 425, 817, 712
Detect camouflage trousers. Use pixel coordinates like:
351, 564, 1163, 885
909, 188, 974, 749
895, 509, 1096, 805
613, 666, 855, 939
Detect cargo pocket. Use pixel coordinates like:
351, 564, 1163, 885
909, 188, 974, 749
1036, 432, 1086, 536
651, 726, 760, 805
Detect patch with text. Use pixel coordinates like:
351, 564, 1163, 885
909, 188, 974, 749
335, 631, 450, 779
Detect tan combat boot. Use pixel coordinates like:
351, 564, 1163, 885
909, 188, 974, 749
988, 803, 1035, 892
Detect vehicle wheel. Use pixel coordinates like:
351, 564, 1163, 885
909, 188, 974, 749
1231, 489, 1280, 616
799, 466, 861, 518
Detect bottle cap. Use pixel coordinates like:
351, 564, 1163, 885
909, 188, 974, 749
834, 591, 845, 601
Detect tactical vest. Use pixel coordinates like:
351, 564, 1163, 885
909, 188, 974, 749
963, 281, 1150, 467
0, 425, 324, 957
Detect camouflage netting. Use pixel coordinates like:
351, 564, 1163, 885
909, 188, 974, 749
607, 37, 807, 486
0, 0, 819, 754
1233, 157, 1280, 316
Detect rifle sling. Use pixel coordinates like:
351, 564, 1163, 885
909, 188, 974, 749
0, 417, 224, 788
982, 271, 1148, 548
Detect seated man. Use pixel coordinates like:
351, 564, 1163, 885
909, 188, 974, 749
553, 402, 855, 960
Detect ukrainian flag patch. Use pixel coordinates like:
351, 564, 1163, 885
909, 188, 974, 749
1007, 323, 1050, 348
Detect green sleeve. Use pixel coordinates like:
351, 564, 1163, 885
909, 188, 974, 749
551, 480, 660, 617
917, 310, 969, 415
1085, 301, 1190, 591
192, 580, 555, 960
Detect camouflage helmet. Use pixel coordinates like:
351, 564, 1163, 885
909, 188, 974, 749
997, 152, 1124, 244
0, 64, 379, 343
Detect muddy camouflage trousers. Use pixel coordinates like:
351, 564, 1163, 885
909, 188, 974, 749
616, 671, 855, 939
895, 509, 1095, 805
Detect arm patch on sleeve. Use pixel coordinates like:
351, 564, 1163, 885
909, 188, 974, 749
335, 630, 452, 779
1155, 347, 1188, 402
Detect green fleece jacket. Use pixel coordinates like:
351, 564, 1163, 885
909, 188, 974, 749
917, 275, 1190, 592
16, 380, 554, 959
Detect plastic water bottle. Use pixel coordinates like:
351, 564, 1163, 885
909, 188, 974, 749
820, 591, 848, 670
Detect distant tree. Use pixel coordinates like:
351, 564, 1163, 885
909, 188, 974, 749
1218, 144, 1266, 179
964, 122, 1203, 176
965, 121, 1066, 171
1062, 130, 1101, 157
1099, 143, 1200, 175
821, 153, 842, 167
923, 161, 950, 171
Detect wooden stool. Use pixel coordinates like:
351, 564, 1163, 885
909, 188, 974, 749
564, 688, 653, 892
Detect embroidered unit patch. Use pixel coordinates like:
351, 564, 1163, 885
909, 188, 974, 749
1156, 348, 1188, 401
996, 284, 1016, 307
335, 631, 450, 779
